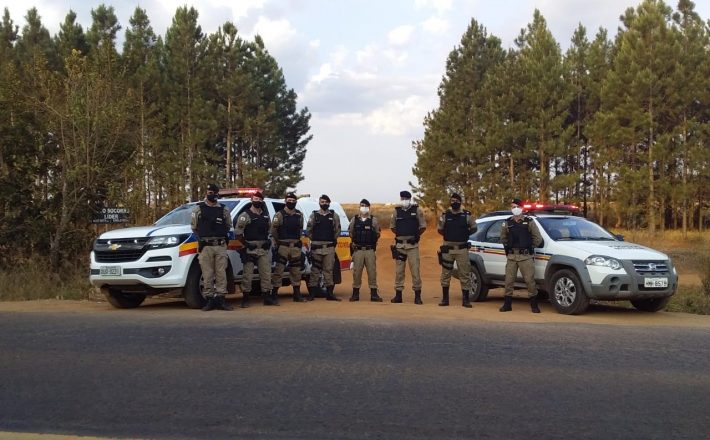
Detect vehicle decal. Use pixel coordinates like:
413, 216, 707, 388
228, 239, 243, 251
146, 226, 170, 236
178, 241, 197, 257
468, 245, 552, 260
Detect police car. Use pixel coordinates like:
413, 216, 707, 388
89, 190, 351, 309
462, 206, 678, 314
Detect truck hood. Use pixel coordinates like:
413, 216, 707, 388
99, 224, 192, 239
555, 240, 670, 261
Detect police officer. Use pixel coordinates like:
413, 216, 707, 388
438, 193, 477, 308
235, 192, 275, 307
271, 192, 306, 302
500, 198, 543, 313
390, 190, 427, 304
305, 194, 341, 301
191, 183, 233, 311
348, 199, 383, 302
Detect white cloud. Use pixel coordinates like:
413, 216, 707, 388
422, 16, 450, 34
414, 0, 453, 14
201, 0, 267, 19
387, 25, 415, 46
365, 96, 429, 136
251, 16, 298, 48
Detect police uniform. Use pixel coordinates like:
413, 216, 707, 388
499, 203, 543, 312
348, 198, 382, 302
271, 196, 306, 302
191, 185, 233, 311
389, 191, 427, 304
236, 203, 274, 306
437, 194, 477, 308
306, 194, 341, 301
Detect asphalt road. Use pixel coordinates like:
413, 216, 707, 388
1, 309, 709, 440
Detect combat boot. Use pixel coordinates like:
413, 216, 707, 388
499, 295, 513, 312
306, 285, 318, 301
201, 295, 217, 311
370, 288, 383, 302
264, 288, 280, 306
215, 295, 233, 311
439, 286, 450, 306
530, 296, 540, 313
325, 286, 341, 301
462, 290, 472, 308
349, 288, 360, 302
240, 293, 249, 308
391, 290, 403, 303
293, 285, 305, 302
414, 290, 423, 305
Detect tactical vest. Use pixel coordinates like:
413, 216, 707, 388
352, 216, 376, 245
507, 217, 533, 249
197, 202, 229, 238
395, 206, 419, 237
311, 210, 335, 242
443, 210, 471, 242
278, 210, 302, 240
244, 210, 270, 241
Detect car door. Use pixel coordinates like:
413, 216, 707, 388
532, 218, 550, 281
479, 219, 507, 280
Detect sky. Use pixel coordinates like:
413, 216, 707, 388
3, 0, 709, 203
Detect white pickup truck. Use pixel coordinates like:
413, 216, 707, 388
89, 198, 352, 308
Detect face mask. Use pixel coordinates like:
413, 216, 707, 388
359, 206, 369, 215
401, 199, 411, 208
207, 194, 218, 202
320, 204, 330, 211
511, 207, 523, 216
252, 201, 263, 209
285, 201, 297, 210
451, 202, 461, 211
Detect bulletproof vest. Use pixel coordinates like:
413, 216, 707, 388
352, 216, 376, 245
278, 210, 302, 240
395, 206, 419, 237
197, 202, 229, 238
311, 210, 336, 242
443, 210, 471, 242
507, 217, 533, 249
244, 210, 270, 241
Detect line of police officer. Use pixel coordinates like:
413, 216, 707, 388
192, 184, 543, 313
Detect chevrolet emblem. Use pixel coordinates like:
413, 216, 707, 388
109, 244, 122, 251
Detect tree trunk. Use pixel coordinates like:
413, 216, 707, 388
226, 96, 232, 187
647, 98, 656, 234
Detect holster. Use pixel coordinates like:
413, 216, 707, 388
437, 250, 443, 266
390, 244, 398, 260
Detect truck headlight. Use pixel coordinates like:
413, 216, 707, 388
147, 234, 189, 249
585, 255, 622, 270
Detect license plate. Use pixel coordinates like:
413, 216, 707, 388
644, 277, 668, 288
100, 266, 121, 276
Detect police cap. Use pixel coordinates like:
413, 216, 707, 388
360, 198, 370, 206
285, 192, 297, 200
319, 194, 331, 203
252, 191, 264, 199
511, 197, 522, 206
399, 190, 412, 199
450, 193, 462, 202
207, 183, 220, 193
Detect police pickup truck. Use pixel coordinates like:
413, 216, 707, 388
462, 209, 678, 314
89, 196, 351, 308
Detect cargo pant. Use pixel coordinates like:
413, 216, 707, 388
198, 243, 228, 296
352, 247, 377, 289
308, 242, 335, 288
242, 241, 272, 294
271, 241, 303, 287
504, 252, 537, 298
440, 245, 471, 290
394, 244, 422, 291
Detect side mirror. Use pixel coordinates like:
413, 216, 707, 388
614, 234, 625, 241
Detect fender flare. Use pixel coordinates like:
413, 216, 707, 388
544, 255, 593, 297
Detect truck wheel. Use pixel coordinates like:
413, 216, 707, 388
183, 263, 207, 309
104, 288, 145, 309
549, 269, 589, 315
469, 265, 489, 302
631, 297, 670, 312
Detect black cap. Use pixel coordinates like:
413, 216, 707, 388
360, 198, 370, 206
285, 192, 297, 200
450, 193, 462, 202
319, 194, 331, 203
512, 198, 522, 206
207, 183, 220, 193
252, 191, 264, 199
400, 190, 412, 199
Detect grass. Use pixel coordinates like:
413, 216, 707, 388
666, 286, 710, 315
0, 257, 92, 301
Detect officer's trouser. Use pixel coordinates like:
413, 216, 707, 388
242, 247, 272, 293
441, 247, 471, 290
352, 248, 377, 289
394, 245, 422, 291
504, 253, 537, 298
309, 247, 335, 288
198, 244, 228, 296
271, 242, 303, 287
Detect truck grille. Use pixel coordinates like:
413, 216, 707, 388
632, 260, 669, 275
94, 238, 150, 263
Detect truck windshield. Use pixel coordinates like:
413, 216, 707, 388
536, 217, 617, 241
154, 202, 238, 226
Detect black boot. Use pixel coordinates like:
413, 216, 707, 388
264, 288, 280, 306
530, 296, 540, 313
439, 286, 450, 306
462, 290, 472, 308
201, 295, 217, 311
391, 290, 403, 303
240, 293, 249, 308
499, 295, 513, 312
306, 285, 317, 301
414, 290, 423, 305
370, 288, 383, 302
215, 295, 233, 311
293, 285, 305, 302
325, 286, 341, 301
349, 287, 360, 302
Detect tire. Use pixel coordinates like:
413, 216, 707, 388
104, 288, 145, 309
183, 263, 207, 309
468, 264, 489, 302
631, 297, 670, 312
549, 269, 590, 315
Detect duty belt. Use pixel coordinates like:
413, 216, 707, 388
246, 241, 271, 250
445, 242, 468, 250
511, 248, 531, 255
277, 240, 301, 247
199, 238, 226, 246
395, 237, 419, 245
352, 244, 375, 251
311, 242, 335, 250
